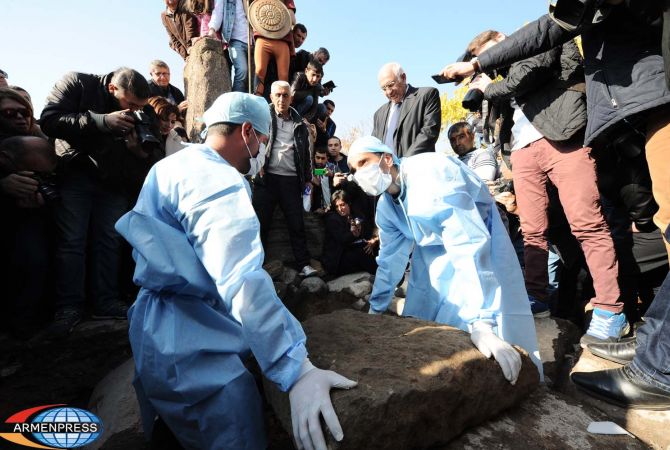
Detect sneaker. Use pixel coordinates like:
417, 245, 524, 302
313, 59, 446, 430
529, 295, 550, 318
92, 301, 129, 320
46, 307, 83, 339
580, 308, 630, 347
299, 265, 318, 278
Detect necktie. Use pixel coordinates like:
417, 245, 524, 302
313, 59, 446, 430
384, 102, 401, 153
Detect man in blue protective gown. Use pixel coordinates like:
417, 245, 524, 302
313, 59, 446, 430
115, 92, 356, 450
347, 136, 543, 384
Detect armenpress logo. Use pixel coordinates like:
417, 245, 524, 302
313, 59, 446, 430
0, 404, 103, 449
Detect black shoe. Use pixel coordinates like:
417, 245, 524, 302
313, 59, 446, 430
571, 366, 670, 410
92, 301, 129, 320
47, 307, 83, 339
587, 337, 637, 365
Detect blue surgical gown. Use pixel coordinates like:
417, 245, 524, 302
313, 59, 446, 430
369, 153, 543, 377
115, 145, 307, 449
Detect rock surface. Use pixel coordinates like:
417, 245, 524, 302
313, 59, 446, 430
534, 316, 582, 384
88, 359, 143, 450
264, 309, 540, 449
326, 272, 374, 293
264, 209, 325, 263
183, 37, 232, 142
299, 276, 327, 295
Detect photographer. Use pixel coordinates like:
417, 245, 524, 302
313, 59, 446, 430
442, 0, 670, 410
462, 32, 626, 347
40, 67, 164, 337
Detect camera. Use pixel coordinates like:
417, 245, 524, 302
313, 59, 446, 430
549, 0, 605, 32
131, 111, 161, 152
33, 173, 60, 203
462, 88, 485, 112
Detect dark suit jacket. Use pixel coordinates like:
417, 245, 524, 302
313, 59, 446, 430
372, 85, 441, 158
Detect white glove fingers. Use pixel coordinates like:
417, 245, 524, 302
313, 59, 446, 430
308, 408, 329, 450
300, 415, 315, 450
291, 409, 303, 450
329, 372, 358, 390
320, 398, 345, 441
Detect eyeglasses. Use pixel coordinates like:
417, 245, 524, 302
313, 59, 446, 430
0, 108, 30, 119
380, 80, 397, 92
153, 71, 170, 77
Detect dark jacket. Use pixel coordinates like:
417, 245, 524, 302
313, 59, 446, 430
255, 105, 311, 187
372, 85, 441, 158
483, 40, 587, 143
161, 1, 199, 60
291, 72, 323, 121
477, 2, 669, 147
40, 72, 164, 198
321, 208, 374, 275
148, 80, 185, 105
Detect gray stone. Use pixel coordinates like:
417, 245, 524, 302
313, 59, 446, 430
534, 317, 582, 384
388, 297, 405, 316
87, 359, 144, 450
264, 210, 325, 263
183, 37, 232, 143
274, 281, 288, 300
263, 260, 285, 280
299, 277, 327, 295
264, 310, 539, 449
344, 280, 373, 298
280, 267, 300, 286
327, 272, 374, 293
444, 386, 646, 450
352, 299, 367, 311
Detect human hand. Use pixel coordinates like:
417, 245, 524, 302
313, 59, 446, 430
440, 61, 477, 80
322, 88, 331, 96
289, 359, 357, 450
316, 119, 327, 132
470, 321, 522, 384
363, 237, 379, 255
208, 28, 220, 39
0, 172, 39, 198
16, 193, 44, 208
350, 221, 362, 237
494, 191, 517, 214
125, 129, 150, 159
178, 100, 189, 113
333, 172, 346, 187
104, 110, 135, 135
469, 73, 492, 92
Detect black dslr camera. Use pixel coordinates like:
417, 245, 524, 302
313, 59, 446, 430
33, 173, 60, 203
433, 52, 489, 112
132, 111, 162, 152
549, 0, 607, 31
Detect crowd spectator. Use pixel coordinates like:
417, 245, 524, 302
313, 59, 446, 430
161, 0, 199, 61
372, 62, 441, 158
322, 190, 378, 276
315, 99, 336, 147
148, 96, 188, 156
292, 23, 307, 49
252, 80, 317, 277
0, 69, 8, 88
327, 136, 347, 173
40, 67, 164, 337
0, 136, 57, 338
147, 60, 187, 114
292, 46, 330, 81
466, 32, 624, 342
448, 121, 497, 181
208, 0, 250, 92
0, 88, 43, 140
291, 60, 325, 121
310, 146, 334, 213
252, 0, 296, 97
185, 0, 215, 37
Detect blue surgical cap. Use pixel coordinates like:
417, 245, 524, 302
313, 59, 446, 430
202, 92, 271, 136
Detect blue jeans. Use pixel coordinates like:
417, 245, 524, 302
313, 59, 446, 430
53, 167, 129, 311
229, 39, 248, 93
631, 269, 670, 391
294, 95, 314, 117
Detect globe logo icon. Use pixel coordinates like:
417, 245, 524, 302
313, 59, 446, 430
30, 407, 103, 448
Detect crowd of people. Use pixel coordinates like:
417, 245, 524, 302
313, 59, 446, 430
1, 0, 669, 448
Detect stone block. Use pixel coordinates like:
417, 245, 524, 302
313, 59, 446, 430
264, 309, 539, 449
326, 272, 374, 293
300, 277, 327, 295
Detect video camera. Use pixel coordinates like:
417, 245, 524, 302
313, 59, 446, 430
132, 111, 162, 152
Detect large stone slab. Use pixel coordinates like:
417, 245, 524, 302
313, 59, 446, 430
535, 316, 582, 384
264, 309, 540, 449
264, 209, 325, 263
183, 37, 232, 142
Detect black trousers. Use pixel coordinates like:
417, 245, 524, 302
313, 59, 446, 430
252, 173, 311, 267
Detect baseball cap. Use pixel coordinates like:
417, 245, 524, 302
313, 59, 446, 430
202, 92, 271, 136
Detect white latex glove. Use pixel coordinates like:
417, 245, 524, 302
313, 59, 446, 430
470, 321, 522, 385
289, 359, 358, 450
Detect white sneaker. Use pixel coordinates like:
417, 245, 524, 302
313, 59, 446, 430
299, 265, 318, 277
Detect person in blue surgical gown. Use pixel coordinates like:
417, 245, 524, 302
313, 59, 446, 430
347, 136, 543, 384
115, 92, 356, 450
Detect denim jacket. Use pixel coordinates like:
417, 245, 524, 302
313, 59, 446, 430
209, 0, 243, 43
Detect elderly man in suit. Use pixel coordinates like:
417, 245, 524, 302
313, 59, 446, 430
372, 62, 441, 158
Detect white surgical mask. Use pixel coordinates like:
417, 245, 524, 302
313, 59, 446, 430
353, 157, 392, 196
244, 129, 266, 177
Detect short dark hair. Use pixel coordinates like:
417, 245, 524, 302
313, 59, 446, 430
314, 146, 328, 155
328, 136, 341, 144
111, 67, 151, 99
323, 99, 335, 108
448, 121, 474, 138
294, 23, 307, 34
313, 47, 330, 62
208, 122, 240, 137
467, 30, 501, 55
306, 60, 324, 76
